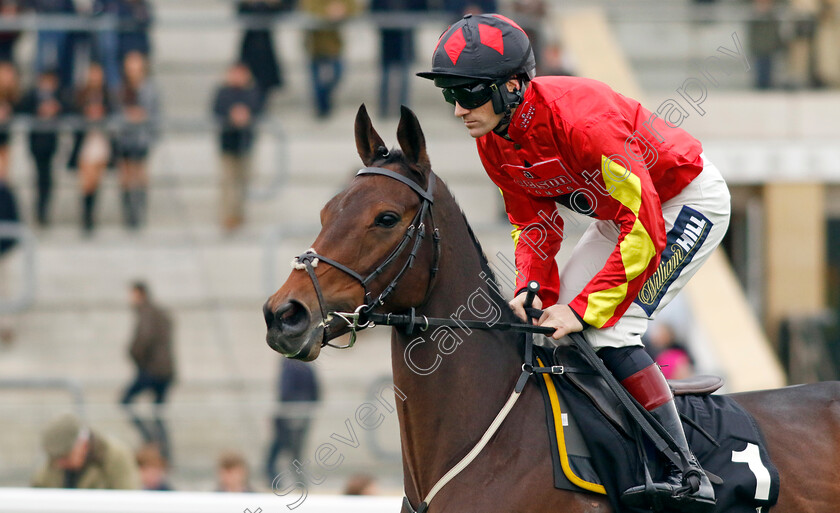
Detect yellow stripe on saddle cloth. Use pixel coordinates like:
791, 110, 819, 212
536, 356, 607, 495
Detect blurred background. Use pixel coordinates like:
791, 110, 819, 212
0, 0, 838, 496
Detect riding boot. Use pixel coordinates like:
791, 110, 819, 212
82, 192, 97, 234
620, 364, 716, 513
133, 187, 147, 227
121, 189, 133, 228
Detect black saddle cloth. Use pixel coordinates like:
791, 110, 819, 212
532, 344, 780, 513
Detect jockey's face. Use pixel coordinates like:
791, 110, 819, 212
454, 99, 503, 138
453, 79, 520, 138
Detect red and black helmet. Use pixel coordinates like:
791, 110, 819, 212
417, 13, 536, 87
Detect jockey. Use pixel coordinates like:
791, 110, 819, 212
418, 13, 730, 513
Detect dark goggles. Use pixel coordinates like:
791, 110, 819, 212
442, 82, 498, 109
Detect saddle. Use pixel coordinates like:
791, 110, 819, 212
532, 343, 779, 513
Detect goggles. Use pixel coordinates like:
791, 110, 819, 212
442, 81, 498, 109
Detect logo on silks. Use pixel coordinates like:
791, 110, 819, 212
635, 206, 711, 316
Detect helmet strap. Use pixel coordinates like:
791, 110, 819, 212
491, 79, 524, 135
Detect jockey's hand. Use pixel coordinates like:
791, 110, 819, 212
538, 304, 583, 340
509, 292, 542, 322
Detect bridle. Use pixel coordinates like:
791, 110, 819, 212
292, 166, 440, 349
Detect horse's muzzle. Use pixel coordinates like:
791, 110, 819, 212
263, 300, 321, 360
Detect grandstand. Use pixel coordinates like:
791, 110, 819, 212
0, 0, 838, 498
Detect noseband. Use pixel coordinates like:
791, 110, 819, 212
292, 166, 440, 349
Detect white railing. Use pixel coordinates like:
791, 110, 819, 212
0, 488, 402, 513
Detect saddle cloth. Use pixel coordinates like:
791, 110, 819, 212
532, 344, 780, 513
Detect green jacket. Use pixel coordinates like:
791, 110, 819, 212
32, 433, 141, 489
302, 0, 359, 57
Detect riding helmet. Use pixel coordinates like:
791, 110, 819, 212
417, 13, 536, 88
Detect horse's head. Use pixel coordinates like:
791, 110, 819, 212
264, 105, 438, 361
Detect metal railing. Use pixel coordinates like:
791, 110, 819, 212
4, 115, 290, 199
0, 489, 402, 513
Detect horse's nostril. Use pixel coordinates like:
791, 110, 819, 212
263, 301, 276, 329
274, 300, 310, 336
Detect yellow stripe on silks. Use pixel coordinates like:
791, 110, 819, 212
620, 218, 658, 282
583, 282, 628, 328
537, 357, 607, 495
511, 227, 522, 248
577, 156, 657, 327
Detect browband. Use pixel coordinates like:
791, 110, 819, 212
357, 167, 436, 203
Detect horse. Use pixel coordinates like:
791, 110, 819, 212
264, 104, 840, 512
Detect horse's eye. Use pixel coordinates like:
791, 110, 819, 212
374, 212, 401, 228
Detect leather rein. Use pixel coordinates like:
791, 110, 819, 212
292, 166, 440, 349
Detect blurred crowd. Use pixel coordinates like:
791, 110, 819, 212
0, 0, 157, 234
28, 280, 325, 491
0, 0, 565, 236
748, 0, 840, 89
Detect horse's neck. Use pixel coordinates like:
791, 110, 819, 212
391, 185, 523, 501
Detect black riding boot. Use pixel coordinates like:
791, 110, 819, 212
133, 187, 147, 227
621, 398, 716, 513
82, 192, 97, 234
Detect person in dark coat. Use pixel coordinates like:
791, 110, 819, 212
92, 0, 153, 92
0, 60, 20, 183
120, 281, 175, 461
19, 68, 65, 226
29, 0, 77, 91
748, 0, 783, 89
0, 0, 23, 63
0, 179, 18, 347
370, 0, 427, 118
212, 61, 264, 232
264, 358, 320, 483
237, 0, 290, 94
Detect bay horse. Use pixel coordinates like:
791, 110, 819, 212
264, 105, 840, 512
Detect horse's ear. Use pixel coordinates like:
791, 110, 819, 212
397, 105, 431, 174
355, 104, 387, 167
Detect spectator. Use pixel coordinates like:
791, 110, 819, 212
0, 179, 19, 347
344, 474, 378, 495
815, 0, 840, 87
73, 62, 113, 234
30, 0, 77, 91
92, 0, 153, 92
644, 322, 695, 380
748, 0, 783, 89
20, 68, 65, 226
237, 0, 289, 95
217, 451, 254, 493
301, 0, 358, 118
0, 0, 23, 63
116, 51, 158, 229
0, 60, 19, 182
788, 0, 819, 88
265, 358, 319, 483
212, 62, 264, 232
136, 443, 173, 491
443, 0, 496, 18
370, 0, 427, 118
115, 0, 152, 59
32, 413, 141, 489
539, 40, 576, 77
510, 0, 546, 75
121, 281, 175, 461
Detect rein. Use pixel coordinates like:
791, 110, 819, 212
292, 166, 440, 349
292, 168, 701, 510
